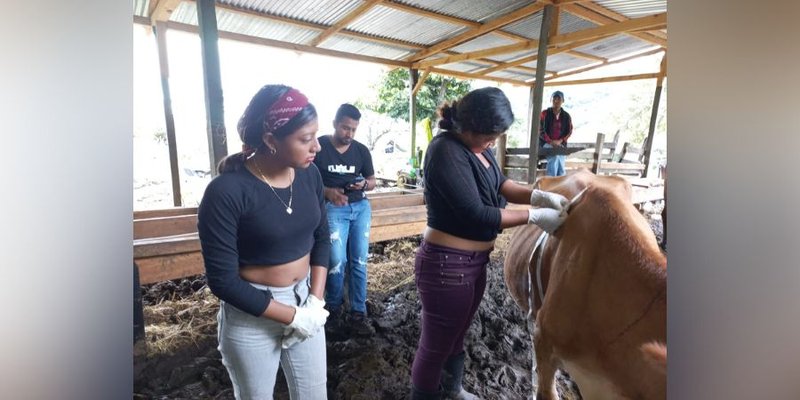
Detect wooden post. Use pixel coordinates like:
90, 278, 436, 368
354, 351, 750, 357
642, 54, 667, 177
409, 68, 419, 168
197, 0, 228, 176
153, 22, 182, 206
592, 132, 605, 174
133, 263, 146, 356
528, 4, 555, 183
496, 133, 507, 174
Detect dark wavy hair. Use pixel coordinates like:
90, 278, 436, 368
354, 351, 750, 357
437, 86, 514, 136
217, 84, 317, 173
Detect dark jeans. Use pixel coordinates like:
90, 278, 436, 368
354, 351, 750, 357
411, 240, 492, 392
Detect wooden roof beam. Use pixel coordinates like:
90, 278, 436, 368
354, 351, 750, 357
382, 1, 600, 67
405, 2, 547, 62
541, 72, 659, 86
411, 68, 432, 96
417, 32, 610, 70
165, 21, 410, 68
545, 47, 664, 81
580, 2, 667, 39
310, 0, 384, 47
562, 4, 667, 47
429, 67, 529, 86
549, 13, 666, 46
413, 15, 660, 69
476, 36, 604, 75
150, 0, 182, 23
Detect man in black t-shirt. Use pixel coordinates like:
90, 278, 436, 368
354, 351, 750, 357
313, 103, 376, 337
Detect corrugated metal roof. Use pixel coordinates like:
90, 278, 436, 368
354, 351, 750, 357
531, 53, 593, 72
347, 5, 468, 46
556, 10, 600, 34
594, 0, 666, 18
172, 2, 321, 45
220, 0, 362, 26
133, 0, 149, 17
503, 9, 600, 41
486, 49, 537, 64
502, 11, 543, 40
449, 34, 516, 54
134, 0, 666, 84
573, 34, 655, 60
487, 69, 536, 81
320, 35, 415, 60
394, 0, 535, 24
443, 60, 496, 73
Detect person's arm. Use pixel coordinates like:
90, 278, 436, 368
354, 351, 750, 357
500, 179, 533, 204
198, 180, 291, 321
324, 186, 348, 205
561, 112, 573, 145
361, 145, 377, 191
309, 165, 330, 299
540, 110, 552, 144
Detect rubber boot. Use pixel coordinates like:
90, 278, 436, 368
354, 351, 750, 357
441, 352, 478, 400
410, 384, 442, 400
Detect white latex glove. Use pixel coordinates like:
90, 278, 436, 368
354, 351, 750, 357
287, 303, 328, 338
304, 294, 326, 310
528, 208, 567, 234
530, 189, 569, 212
281, 295, 328, 349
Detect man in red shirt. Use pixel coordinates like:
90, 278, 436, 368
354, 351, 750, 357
539, 90, 573, 176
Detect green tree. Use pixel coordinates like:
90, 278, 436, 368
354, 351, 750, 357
365, 68, 471, 122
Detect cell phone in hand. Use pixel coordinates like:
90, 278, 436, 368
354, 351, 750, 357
345, 176, 365, 189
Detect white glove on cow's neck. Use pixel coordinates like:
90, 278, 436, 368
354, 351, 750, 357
530, 189, 569, 212
281, 294, 328, 349
528, 208, 567, 234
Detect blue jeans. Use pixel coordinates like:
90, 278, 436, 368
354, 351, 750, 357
544, 143, 566, 176
217, 276, 328, 399
325, 199, 372, 314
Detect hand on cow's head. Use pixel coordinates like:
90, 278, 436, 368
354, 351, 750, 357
530, 189, 569, 212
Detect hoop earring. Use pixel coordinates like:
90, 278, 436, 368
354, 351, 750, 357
269, 147, 277, 155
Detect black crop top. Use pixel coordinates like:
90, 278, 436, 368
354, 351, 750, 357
423, 131, 508, 241
197, 164, 330, 316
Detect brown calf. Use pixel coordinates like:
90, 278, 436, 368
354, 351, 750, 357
504, 169, 666, 400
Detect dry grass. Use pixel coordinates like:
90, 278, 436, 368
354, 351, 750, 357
143, 286, 219, 356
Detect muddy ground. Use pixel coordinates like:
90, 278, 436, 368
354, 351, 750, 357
134, 207, 664, 400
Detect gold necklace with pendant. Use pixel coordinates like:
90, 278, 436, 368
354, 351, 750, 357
252, 160, 293, 215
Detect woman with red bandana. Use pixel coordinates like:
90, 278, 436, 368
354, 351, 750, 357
198, 84, 330, 399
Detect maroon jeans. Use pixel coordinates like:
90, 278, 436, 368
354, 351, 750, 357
411, 240, 492, 392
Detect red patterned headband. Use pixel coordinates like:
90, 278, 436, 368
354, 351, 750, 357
265, 88, 309, 132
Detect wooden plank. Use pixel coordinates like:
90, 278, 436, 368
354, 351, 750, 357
150, 0, 181, 22
412, 67, 431, 96
372, 205, 427, 226
428, 67, 528, 86
567, 161, 645, 171
369, 193, 424, 210
591, 132, 605, 174
134, 214, 198, 240
134, 234, 200, 258
370, 221, 426, 243
197, 0, 228, 176
134, 207, 198, 219
137, 252, 205, 285
153, 21, 182, 206
545, 73, 659, 86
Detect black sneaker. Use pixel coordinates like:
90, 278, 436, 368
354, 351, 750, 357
349, 311, 375, 337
